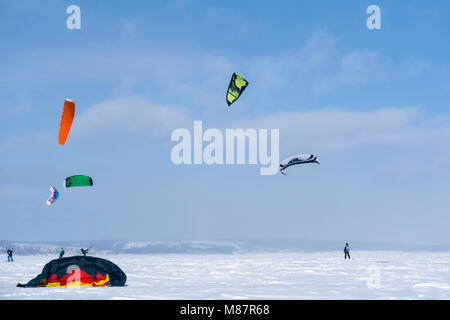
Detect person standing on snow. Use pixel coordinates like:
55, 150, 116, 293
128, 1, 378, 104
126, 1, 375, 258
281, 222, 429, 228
7, 249, 13, 262
58, 248, 65, 259
344, 243, 351, 259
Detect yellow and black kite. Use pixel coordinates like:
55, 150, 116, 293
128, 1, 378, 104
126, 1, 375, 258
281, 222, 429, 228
226, 73, 248, 106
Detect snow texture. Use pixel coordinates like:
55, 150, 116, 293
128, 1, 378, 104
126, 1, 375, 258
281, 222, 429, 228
1, 251, 450, 299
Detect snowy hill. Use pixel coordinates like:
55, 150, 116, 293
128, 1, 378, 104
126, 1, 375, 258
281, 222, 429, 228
1, 239, 448, 256
0, 240, 246, 256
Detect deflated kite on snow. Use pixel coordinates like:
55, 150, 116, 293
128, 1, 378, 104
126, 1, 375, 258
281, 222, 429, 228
17, 256, 127, 287
226, 73, 248, 106
46, 187, 59, 206
280, 154, 320, 175
58, 99, 75, 145
64, 175, 93, 188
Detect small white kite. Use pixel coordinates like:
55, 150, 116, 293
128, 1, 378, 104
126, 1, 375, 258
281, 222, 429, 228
280, 154, 320, 175
46, 187, 59, 205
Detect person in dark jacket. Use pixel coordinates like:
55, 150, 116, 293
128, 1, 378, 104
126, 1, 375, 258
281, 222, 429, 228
80, 248, 89, 256
344, 243, 351, 259
7, 249, 13, 262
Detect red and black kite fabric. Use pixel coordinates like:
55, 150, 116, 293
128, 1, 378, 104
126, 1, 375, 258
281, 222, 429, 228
17, 256, 126, 287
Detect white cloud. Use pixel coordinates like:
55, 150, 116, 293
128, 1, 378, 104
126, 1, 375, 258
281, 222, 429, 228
233, 106, 450, 185
121, 19, 138, 35
237, 106, 450, 152
0, 94, 32, 117
0, 47, 235, 110
400, 58, 432, 78
249, 30, 337, 89
334, 50, 385, 85
73, 98, 450, 160
73, 96, 192, 139
204, 7, 232, 22
302, 29, 337, 68
248, 30, 388, 96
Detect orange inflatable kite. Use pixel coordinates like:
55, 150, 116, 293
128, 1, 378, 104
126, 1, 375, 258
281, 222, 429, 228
58, 99, 75, 145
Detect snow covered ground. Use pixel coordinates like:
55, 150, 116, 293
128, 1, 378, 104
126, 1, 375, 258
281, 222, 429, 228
1, 251, 450, 299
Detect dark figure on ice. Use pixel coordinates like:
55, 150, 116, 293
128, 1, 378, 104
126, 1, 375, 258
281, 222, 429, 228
81, 248, 89, 256
344, 243, 350, 259
7, 249, 13, 262
59, 248, 65, 259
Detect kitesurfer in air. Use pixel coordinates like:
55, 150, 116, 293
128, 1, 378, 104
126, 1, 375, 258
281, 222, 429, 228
59, 248, 65, 259
81, 248, 89, 256
344, 243, 350, 259
7, 249, 13, 262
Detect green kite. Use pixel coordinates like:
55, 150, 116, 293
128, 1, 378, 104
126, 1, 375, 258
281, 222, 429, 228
226, 73, 248, 106
64, 175, 93, 188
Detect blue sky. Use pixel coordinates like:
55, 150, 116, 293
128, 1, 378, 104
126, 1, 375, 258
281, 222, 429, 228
1, 0, 450, 246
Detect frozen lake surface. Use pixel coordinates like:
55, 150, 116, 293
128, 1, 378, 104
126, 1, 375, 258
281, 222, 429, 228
1, 251, 450, 299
